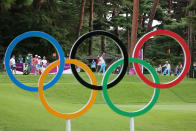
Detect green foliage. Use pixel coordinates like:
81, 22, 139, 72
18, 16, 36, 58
0, 0, 195, 67
144, 35, 184, 67
0, 0, 80, 62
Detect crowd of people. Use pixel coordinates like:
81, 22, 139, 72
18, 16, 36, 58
9, 53, 47, 75
3, 52, 184, 77
155, 61, 183, 76
90, 53, 106, 74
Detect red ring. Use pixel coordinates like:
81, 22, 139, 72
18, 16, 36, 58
133, 30, 191, 89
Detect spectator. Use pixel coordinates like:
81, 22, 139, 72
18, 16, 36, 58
179, 63, 183, 74
17, 54, 23, 63
162, 61, 171, 76
176, 63, 183, 76
41, 56, 47, 69
10, 55, 16, 74
32, 55, 38, 75
90, 60, 96, 72
175, 65, 179, 76
157, 65, 162, 75
37, 56, 42, 75
25, 53, 32, 73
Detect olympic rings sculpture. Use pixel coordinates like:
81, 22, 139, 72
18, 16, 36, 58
5, 30, 191, 120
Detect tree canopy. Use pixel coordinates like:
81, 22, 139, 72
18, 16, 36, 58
0, 0, 195, 76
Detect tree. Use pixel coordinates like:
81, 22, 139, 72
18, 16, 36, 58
168, 0, 172, 14
32, 0, 42, 10
89, 0, 94, 55
129, 0, 139, 57
146, 0, 159, 32
77, 0, 87, 37
112, 7, 121, 54
143, 0, 159, 55
187, 0, 196, 78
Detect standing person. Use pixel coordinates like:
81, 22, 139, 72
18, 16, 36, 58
179, 63, 183, 74
90, 60, 96, 72
162, 61, 171, 76
157, 65, 162, 75
41, 56, 47, 72
17, 54, 23, 63
32, 55, 38, 75
175, 65, 179, 76
99, 53, 106, 74
10, 55, 16, 74
37, 56, 42, 75
25, 53, 32, 72
176, 63, 183, 76
96, 55, 101, 72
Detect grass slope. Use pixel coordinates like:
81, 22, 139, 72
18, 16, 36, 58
0, 72, 196, 131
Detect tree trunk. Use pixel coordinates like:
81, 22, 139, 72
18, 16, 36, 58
89, 0, 93, 55
101, 19, 106, 53
168, 0, 172, 14
143, 0, 159, 57
115, 26, 121, 54
113, 7, 121, 54
0, 1, 2, 11
138, 13, 144, 33
142, 13, 147, 28
146, 0, 159, 32
130, 0, 139, 57
101, 35, 106, 53
32, 0, 42, 10
77, 0, 87, 38
188, 2, 195, 78
184, 1, 189, 17
126, 12, 131, 57
127, 28, 130, 56
46, 0, 56, 26
113, 8, 120, 38
100, 2, 106, 54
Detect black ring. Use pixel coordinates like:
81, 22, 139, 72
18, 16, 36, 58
69, 30, 128, 90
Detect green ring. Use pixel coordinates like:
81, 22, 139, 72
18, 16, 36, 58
102, 58, 160, 117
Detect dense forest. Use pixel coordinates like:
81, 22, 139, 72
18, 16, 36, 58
0, 0, 195, 77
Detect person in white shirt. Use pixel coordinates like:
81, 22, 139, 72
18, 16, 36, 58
162, 61, 171, 76
41, 56, 47, 72
10, 55, 16, 74
96, 55, 101, 72
37, 56, 42, 75
98, 53, 106, 74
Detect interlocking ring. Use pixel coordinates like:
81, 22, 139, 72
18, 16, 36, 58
132, 30, 191, 89
5, 31, 65, 92
38, 59, 97, 119
102, 58, 160, 117
69, 30, 128, 90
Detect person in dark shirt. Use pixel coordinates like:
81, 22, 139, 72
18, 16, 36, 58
17, 54, 23, 63
25, 53, 32, 72
90, 60, 96, 72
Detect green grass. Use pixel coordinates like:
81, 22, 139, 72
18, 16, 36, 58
0, 72, 196, 131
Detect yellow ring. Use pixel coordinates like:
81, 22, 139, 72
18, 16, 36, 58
38, 59, 97, 119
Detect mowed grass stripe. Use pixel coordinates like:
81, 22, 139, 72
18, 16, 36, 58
0, 73, 196, 130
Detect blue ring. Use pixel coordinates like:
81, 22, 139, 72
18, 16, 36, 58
5, 31, 65, 92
